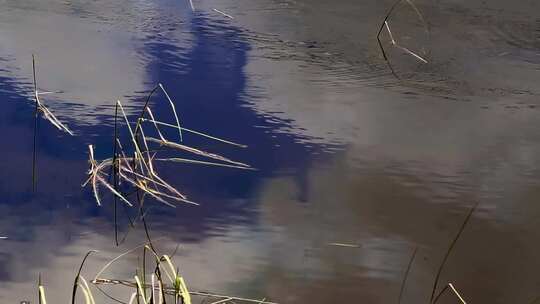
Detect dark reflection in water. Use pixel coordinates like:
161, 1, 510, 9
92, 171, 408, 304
1, 0, 540, 304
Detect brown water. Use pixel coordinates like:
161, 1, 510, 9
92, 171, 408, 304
0, 0, 539, 303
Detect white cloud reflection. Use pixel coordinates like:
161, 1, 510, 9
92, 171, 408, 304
0, 0, 193, 126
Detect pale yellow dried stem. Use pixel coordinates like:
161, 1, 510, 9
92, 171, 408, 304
449, 283, 467, 304
80, 276, 97, 304
210, 298, 233, 304
135, 275, 149, 304
145, 137, 250, 168
93, 241, 161, 281
118, 171, 177, 207
141, 118, 247, 148
128, 292, 138, 304
145, 108, 166, 141
117, 100, 151, 174
155, 157, 254, 170
39, 285, 47, 304
158, 83, 183, 142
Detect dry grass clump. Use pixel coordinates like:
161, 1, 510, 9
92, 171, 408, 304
83, 84, 252, 210
39, 242, 276, 304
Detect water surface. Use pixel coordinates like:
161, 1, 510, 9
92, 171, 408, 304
0, 0, 539, 303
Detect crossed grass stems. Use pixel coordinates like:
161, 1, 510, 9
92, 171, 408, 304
377, 0, 430, 79
31, 55, 75, 192
38, 242, 276, 304
83, 83, 252, 209
83, 82, 253, 245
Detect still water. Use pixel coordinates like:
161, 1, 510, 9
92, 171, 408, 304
0, 0, 539, 303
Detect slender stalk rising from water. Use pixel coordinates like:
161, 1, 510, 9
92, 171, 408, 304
430, 203, 477, 303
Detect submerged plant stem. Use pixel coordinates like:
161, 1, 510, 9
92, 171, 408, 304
430, 203, 478, 303
32, 54, 39, 192
398, 247, 417, 304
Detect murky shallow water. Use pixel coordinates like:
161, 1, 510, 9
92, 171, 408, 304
0, 0, 539, 303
